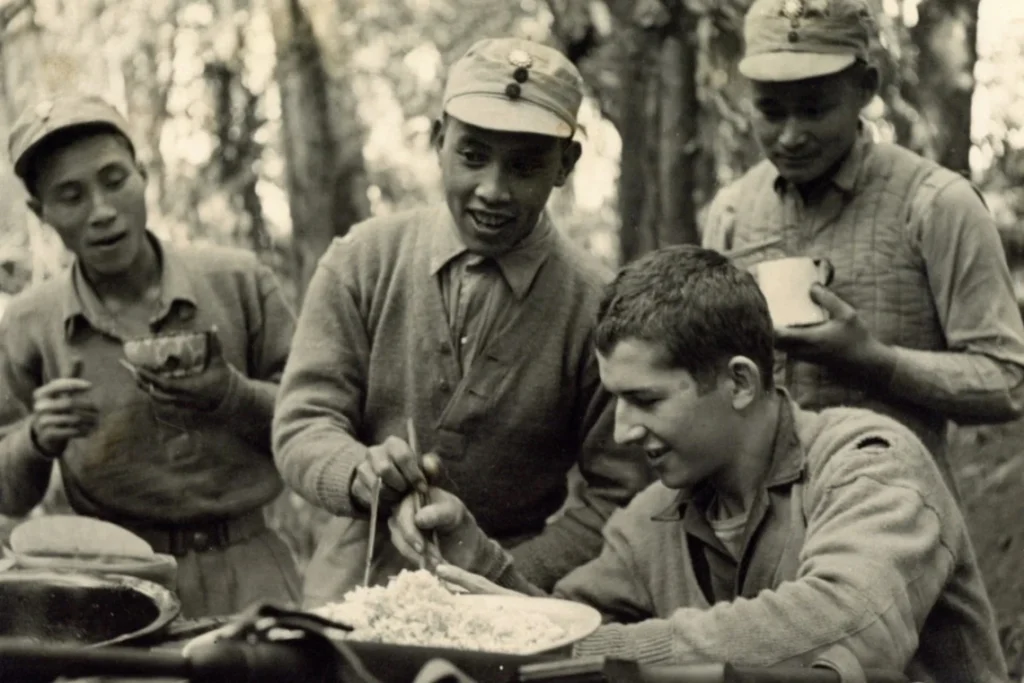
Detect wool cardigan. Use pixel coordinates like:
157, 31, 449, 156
273, 205, 652, 589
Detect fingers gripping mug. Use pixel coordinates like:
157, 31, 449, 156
749, 256, 835, 328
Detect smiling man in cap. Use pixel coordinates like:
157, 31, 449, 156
703, 0, 1024, 493
0, 93, 301, 617
274, 37, 651, 606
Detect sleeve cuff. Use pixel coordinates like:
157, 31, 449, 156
23, 420, 59, 461
571, 622, 676, 665
313, 452, 362, 516
213, 368, 272, 421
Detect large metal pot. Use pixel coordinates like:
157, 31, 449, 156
0, 570, 180, 647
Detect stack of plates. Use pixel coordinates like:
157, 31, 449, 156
5, 515, 177, 588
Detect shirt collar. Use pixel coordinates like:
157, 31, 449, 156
650, 390, 806, 522
772, 121, 874, 198
62, 233, 199, 340
428, 204, 554, 300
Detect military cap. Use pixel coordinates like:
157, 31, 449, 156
9, 93, 136, 182
442, 38, 583, 139
740, 0, 877, 82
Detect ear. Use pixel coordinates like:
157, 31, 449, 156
554, 141, 582, 188
26, 197, 42, 220
725, 356, 761, 411
858, 65, 880, 107
430, 118, 445, 151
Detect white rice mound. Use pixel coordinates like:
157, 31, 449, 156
314, 569, 567, 653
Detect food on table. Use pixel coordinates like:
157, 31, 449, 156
123, 331, 210, 377
10, 515, 155, 560
314, 570, 568, 654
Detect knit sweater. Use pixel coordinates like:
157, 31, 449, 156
475, 400, 1006, 681
273, 205, 652, 590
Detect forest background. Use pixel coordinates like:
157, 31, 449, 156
0, 0, 1022, 671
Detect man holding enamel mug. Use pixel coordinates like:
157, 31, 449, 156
702, 0, 1024, 494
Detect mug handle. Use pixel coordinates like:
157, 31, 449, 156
813, 258, 834, 286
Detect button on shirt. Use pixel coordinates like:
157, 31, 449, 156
437, 216, 554, 375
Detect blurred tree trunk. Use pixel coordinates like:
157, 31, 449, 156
549, 0, 701, 264
900, 0, 978, 176
268, 0, 368, 303
882, 0, 978, 175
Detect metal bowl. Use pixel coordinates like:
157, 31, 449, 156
0, 570, 180, 647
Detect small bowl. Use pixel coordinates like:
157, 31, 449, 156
123, 331, 210, 378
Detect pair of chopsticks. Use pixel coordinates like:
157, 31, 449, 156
362, 419, 441, 586
407, 418, 442, 571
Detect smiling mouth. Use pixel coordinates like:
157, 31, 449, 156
467, 210, 515, 230
89, 232, 127, 249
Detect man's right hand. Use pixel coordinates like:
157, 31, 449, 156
350, 436, 432, 510
30, 378, 99, 457
388, 486, 490, 572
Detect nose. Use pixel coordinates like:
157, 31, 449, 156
613, 400, 646, 445
474, 163, 512, 204
777, 117, 808, 151
87, 188, 117, 226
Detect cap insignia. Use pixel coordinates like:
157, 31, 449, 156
508, 50, 533, 69
34, 101, 53, 122
781, 0, 805, 19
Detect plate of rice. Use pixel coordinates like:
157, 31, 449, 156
313, 570, 602, 655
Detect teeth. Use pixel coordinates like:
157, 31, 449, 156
471, 212, 512, 228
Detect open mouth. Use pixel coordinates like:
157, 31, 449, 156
467, 210, 515, 231
89, 232, 127, 249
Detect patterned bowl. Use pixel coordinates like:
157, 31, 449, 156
123, 331, 210, 378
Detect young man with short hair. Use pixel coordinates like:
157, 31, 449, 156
273, 38, 651, 604
0, 94, 301, 617
702, 0, 1024, 493
391, 245, 1007, 680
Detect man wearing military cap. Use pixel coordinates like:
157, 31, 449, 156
0, 93, 301, 617
274, 37, 651, 605
703, 0, 1024, 494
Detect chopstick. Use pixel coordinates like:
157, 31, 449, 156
363, 477, 382, 587
723, 237, 783, 261
406, 418, 441, 570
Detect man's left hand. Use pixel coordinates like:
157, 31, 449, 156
774, 285, 894, 374
134, 330, 234, 412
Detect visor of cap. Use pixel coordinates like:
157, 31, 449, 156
445, 94, 575, 138
739, 52, 857, 81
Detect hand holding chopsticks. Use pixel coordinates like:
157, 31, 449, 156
406, 418, 443, 570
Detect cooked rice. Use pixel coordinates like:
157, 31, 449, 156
314, 570, 567, 653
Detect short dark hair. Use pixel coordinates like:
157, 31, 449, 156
595, 245, 775, 390
22, 123, 136, 198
